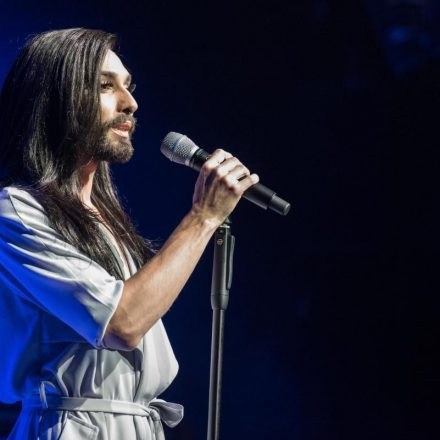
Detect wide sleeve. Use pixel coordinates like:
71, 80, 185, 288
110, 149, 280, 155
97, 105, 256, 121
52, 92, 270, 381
0, 187, 124, 349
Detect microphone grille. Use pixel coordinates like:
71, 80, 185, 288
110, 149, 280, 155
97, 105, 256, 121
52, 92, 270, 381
161, 132, 198, 166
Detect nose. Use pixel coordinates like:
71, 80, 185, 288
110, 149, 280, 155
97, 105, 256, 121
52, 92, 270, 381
118, 89, 138, 115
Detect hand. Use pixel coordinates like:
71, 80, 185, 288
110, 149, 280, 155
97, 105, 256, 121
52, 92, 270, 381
191, 148, 259, 226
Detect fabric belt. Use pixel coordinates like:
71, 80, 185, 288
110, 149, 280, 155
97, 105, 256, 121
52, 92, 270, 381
22, 382, 184, 440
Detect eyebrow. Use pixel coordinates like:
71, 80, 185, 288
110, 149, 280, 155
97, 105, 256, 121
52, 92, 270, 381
100, 70, 132, 84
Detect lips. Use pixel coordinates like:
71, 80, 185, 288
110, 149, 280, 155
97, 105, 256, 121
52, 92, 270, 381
113, 122, 132, 131
110, 121, 132, 138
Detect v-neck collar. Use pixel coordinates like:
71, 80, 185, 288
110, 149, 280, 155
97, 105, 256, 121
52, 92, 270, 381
97, 222, 131, 279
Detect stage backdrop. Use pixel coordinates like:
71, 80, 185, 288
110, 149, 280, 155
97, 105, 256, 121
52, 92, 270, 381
0, 1, 438, 439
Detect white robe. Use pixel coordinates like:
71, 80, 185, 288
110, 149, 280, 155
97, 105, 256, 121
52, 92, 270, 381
0, 186, 182, 439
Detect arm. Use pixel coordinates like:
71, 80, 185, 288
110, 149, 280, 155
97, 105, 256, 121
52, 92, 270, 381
105, 149, 259, 350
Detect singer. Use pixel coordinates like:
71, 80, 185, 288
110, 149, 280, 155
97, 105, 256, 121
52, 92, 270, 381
0, 28, 258, 439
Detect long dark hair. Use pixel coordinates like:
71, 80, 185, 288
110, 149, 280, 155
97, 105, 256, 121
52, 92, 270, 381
0, 28, 154, 280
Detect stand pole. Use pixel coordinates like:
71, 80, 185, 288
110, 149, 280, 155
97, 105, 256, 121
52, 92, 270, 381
207, 218, 235, 440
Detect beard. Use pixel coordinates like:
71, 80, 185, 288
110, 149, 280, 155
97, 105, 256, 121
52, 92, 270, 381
93, 115, 136, 163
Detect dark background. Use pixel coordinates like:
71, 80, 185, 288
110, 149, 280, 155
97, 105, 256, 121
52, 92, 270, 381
0, 0, 438, 438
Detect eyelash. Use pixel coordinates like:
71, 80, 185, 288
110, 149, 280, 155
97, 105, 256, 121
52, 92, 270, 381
100, 82, 136, 93
100, 81, 113, 90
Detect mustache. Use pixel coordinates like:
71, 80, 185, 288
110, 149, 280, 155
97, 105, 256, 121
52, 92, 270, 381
102, 114, 137, 134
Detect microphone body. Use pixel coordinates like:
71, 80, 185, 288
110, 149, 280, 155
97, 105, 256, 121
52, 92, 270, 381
161, 132, 291, 216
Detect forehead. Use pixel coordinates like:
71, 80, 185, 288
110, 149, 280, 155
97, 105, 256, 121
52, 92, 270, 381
100, 50, 130, 77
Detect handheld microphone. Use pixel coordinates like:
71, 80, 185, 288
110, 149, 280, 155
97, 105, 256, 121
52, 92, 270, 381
160, 132, 291, 216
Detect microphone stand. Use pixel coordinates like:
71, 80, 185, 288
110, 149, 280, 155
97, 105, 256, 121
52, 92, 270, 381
207, 217, 235, 440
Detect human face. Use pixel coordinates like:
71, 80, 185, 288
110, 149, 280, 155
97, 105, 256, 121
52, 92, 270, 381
95, 50, 138, 163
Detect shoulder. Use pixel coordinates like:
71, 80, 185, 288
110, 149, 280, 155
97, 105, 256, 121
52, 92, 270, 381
0, 185, 50, 233
0, 185, 45, 210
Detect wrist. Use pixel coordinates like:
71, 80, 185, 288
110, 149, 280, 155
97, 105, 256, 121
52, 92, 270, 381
187, 206, 222, 233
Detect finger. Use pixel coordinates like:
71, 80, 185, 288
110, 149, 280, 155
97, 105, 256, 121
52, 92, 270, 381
222, 168, 252, 193
217, 148, 233, 161
202, 149, 232, 174
225, 164, 250, 181
237, 173, 259, 193
214, 157, 242, 178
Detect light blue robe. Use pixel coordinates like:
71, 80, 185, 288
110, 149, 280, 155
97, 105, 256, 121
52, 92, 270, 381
0, 186, 182, 439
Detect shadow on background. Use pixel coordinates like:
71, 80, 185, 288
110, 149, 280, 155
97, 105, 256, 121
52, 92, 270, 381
0, 1, 439, 439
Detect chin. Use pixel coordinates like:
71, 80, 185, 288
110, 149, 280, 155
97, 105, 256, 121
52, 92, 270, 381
110, 142, 134, 163
95, 135, 134, 163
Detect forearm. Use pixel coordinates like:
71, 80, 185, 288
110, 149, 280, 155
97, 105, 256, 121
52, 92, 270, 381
105, 148, 259, 351
106, 209, 218, 350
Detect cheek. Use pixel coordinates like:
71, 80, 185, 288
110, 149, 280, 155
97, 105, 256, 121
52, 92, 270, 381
100, 94, 116, 123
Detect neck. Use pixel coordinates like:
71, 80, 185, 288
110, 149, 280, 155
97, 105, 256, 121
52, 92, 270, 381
79, 161, 98, 208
